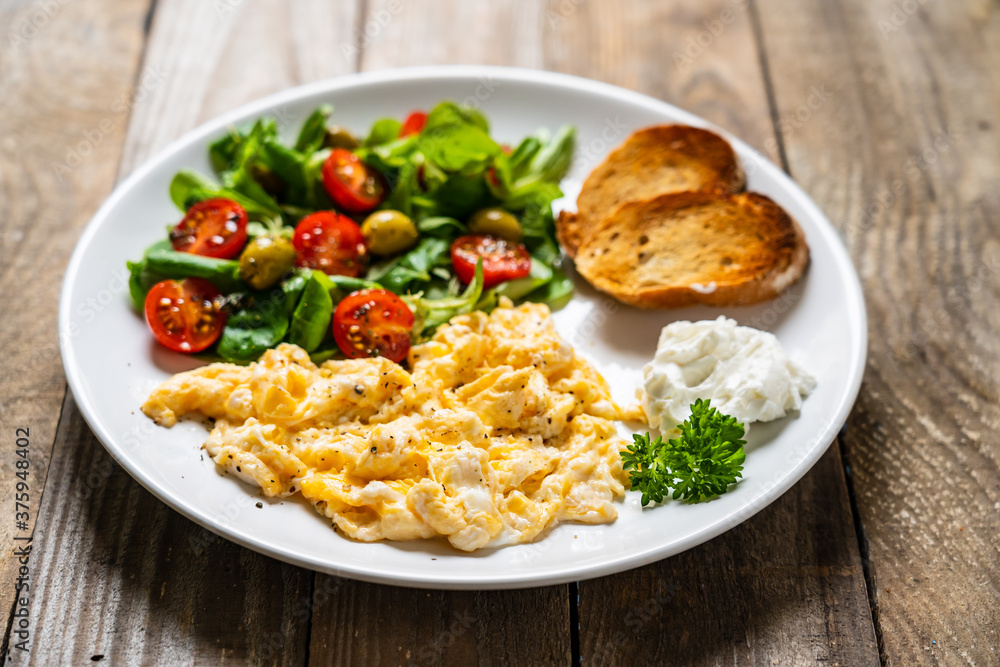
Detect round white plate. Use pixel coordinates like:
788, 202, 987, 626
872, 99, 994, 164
60, 66, 866, 590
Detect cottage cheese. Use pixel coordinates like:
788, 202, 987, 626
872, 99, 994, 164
639, 316, 815, 430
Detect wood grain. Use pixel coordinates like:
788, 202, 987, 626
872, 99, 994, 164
542, 0, 780, 163
17, 0, 998, 663
357, 0, 548, 70
309, 584, 570, 666
0, 0, 151, 650
23, 0, 360, 664
757, 0, 1000, 664
26, 395, 313, 666
547, 1, 880, 664
579, 448, 879, 666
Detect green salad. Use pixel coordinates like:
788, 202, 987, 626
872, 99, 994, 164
128, 101, 575, 364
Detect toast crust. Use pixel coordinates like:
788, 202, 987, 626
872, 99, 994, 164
573, 192, 809, 309
557, 125, 745, 257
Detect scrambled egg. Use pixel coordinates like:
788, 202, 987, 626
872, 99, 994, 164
142, 300, 629, 551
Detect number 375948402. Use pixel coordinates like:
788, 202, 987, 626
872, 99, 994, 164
15, 428, 29, 530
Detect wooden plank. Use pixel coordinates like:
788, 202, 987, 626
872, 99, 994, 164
357, 0, 548, 69
24, 0, 361, 663
757, 0, 1000, 664
309, 583, 570, 666
305, 2, 577, 665
542, 0, 779, 162
547, 1, 881, 664
0, 0, 152, 653
579, 449, 879, 665
26, 394, 313, 665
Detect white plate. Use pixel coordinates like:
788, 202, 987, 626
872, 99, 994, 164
60, 66, 866, 590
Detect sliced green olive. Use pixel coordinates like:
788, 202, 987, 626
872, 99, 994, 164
468, 207, 523, 242
361, 210, 420, 257
239, 235, 297, 290
322, 125, 360, 150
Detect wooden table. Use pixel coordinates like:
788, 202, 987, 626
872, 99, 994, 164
1, 0, 997, 664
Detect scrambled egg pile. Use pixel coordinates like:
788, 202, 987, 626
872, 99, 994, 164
143, 301, 629, 551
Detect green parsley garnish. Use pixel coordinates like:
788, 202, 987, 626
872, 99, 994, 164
621, 398, 747, 505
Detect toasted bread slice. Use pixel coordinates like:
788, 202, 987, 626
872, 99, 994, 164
557, 125, 745, 257
573, 191, 809, 309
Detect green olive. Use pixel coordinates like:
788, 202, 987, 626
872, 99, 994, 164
249, 163, 286, 197
239, 235, 297, 290
468, 207, 523, 242
322, 125, 360, 150
361, 210, 420, 257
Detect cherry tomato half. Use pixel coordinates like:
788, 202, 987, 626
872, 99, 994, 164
144, 278, 226, 353
169, 198, 248, 259
293, 211, 368, 277
333, 289, 415, 363
321, 148, 387, 213
399, 111, 428, 138
451, 235, 531, 289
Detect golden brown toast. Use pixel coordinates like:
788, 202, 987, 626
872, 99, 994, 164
573, 191, 809, 309
557, 125, 745, 257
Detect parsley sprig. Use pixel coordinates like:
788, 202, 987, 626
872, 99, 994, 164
622, 399, 747, 505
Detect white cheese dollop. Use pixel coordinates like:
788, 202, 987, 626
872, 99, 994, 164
639, 316, 816, 430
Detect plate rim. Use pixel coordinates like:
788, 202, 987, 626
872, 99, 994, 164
59, 65, 868, 590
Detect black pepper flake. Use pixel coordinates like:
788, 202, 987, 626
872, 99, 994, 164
370, 446, 377, 453
354, 385, 364, 394
255, 502, 263, 509
236, 466, 241, 472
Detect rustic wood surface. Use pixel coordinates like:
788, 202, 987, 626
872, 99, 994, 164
0, 0, 996, 665
0, 0, 152, 646
757, 1, 1000, 664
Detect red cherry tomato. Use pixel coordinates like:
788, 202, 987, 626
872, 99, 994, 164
321, 148, 387, 213
451, 235, 532, 289
293, 211, 368, 277
333, 289, 415, 363
486, 167, 500, 188
144, 278, 226, 353
169, 198, 248, 259
399, 111, 428, 137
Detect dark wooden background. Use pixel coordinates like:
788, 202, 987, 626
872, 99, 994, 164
1, 0, 997, 664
